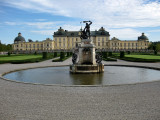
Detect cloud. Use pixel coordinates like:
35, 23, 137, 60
5, 22, 17, 25
4, 21, 63, 29
148, 29, 160, 32
2, 0, 160, 28
109, 28, 141, 40
31, 30, 55, 35
35, 19, 47, 21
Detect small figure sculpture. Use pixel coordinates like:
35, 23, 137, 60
80, 20, 92, 39
72, 53, 77, 64
96, 52, 102, 64
80, 29, 88, 39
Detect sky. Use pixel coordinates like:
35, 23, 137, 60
0, 0, 160, 44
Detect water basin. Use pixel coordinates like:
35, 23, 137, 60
3, 66, 160, 86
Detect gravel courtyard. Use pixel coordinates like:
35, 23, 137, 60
0, 58, 160, 120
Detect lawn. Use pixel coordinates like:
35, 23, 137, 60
125, 55, 160, 59
0, 54, 43, 64
0, 55, 42, 61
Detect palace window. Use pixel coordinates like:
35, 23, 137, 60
98, 42, 100, 46
120, 43, 122, 47
59, 38, 61, 42
98, 38, 100, 41
102, 38, 104, 42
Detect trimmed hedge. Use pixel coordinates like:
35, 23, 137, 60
60, 52, 65, 60
120, 57, 160, 62
54, 52, 58, 57
120, 51, 125, 58
42, 52, 47, 59
102, 52, 108, 59
108, 52, 112, 56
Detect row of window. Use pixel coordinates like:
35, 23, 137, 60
110, 43, 148, 46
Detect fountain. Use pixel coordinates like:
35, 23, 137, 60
70, 21, 104, 73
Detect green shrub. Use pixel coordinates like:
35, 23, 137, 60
60, 52, 65, 60
34, 51, 37, 55
154, 51, 157, 55
67, 52, 70, 57
42, 52, 47, 59
8, 52, 11, 56
120, 51, 125, 58
102, 52, 108, 59
127, 51, 130, 54
54, 52, 57, 57
108, 52, 112, 56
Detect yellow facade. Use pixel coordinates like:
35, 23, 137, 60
13, 29, 150, 51
13, 37, 54, 51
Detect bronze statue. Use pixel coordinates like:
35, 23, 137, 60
80, 20, 92, 39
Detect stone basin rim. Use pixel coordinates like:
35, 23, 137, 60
1, 64, 160, 87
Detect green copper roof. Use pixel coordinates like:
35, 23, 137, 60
138, 33, 148, 41
14, 33, 26, 43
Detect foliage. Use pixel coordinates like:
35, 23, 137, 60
127, 51, 130, 54
54, 52, 58, 57
42, 52, 47, 59
120, 51, 125, 58
108, 52, 112, 56
148, 42, 160, 55
0, 41, 13, 52
34, 51, 37, 55
119, 54, 160, 62
102, 52, 108, 59
8, 52, 11, 56
60, 52, 65, 60
67, 52, 70, 57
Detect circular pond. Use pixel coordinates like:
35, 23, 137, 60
3, 66, 160, 86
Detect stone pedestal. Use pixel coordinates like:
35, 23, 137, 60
78, 39, 96, 65
70, 64, 104, 73
70, 39, 104, 73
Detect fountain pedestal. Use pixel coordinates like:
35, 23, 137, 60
70, 39, 104, 73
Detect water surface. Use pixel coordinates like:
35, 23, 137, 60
3, 66, 160, 85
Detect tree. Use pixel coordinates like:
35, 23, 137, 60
148, 42, 160, 55
0, 41, 13, 52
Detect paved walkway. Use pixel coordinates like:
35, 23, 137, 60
0, 58, 160, 120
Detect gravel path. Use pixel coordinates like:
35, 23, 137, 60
0, 58, 160, 120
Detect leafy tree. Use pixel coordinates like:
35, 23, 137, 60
148, 42, 160, 55
0, 41, 13, 52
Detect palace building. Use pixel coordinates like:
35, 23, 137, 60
13, 27, 150, 51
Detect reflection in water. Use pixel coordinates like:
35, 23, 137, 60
3, 66, 160, 85
69, 73, 103, 85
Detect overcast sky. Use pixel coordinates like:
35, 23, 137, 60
0, 0, 160, 44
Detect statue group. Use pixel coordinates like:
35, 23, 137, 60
70, 20, 104, 73
80, 21, 92, 39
